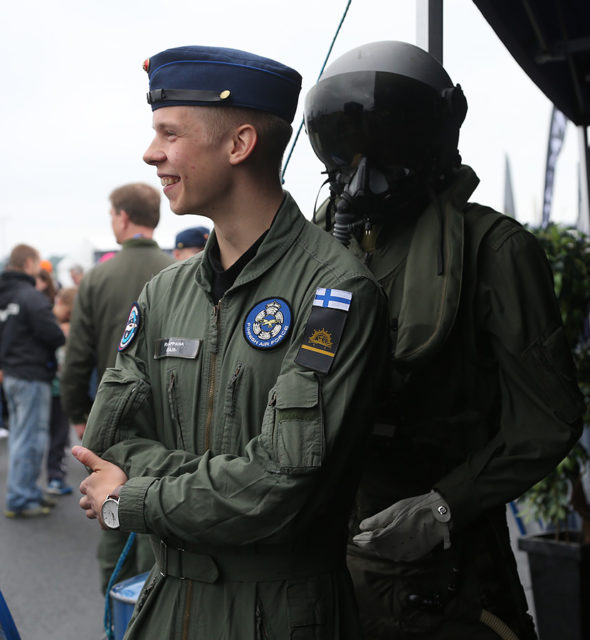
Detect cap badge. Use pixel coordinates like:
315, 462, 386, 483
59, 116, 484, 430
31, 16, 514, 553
142, 58, 150, 73
219, 90, 231, 100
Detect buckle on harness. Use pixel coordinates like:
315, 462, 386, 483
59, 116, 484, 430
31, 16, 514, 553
159, 539, 186, 580
159, 539, 167, 577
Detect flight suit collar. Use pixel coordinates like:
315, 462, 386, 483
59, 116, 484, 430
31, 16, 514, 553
394, 165, 480, 364
195, 191, 306, 299
121, 237, 160, 250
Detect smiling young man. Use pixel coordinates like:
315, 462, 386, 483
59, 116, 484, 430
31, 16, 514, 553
72, 45, 388, 639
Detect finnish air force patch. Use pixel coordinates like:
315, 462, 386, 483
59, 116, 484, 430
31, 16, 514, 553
295, 288, 352, 374
118, 302, 141, 352
244, 298, 292, 349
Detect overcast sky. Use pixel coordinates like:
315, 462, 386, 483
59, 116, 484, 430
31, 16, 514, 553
0, 0, 581, 274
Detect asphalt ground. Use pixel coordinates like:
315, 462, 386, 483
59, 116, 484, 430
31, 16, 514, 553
0, 428, 106, 640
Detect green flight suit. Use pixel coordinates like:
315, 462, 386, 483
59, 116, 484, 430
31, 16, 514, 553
62, 237, 174, 592
82, 193, 389, 639
320, 166, 584, 639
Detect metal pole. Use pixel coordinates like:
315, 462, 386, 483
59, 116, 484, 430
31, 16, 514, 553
577, 125, 590, 234
416, 0, 443, 64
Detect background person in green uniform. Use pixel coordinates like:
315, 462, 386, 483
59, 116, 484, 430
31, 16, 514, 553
71, 45, 389, 639
304, 41, 585, 640
61, 182, 174, 592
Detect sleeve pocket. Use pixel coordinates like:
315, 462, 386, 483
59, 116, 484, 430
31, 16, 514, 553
522, 326, 585, 423
262, 369, 324, 474
84, 368, 151, 454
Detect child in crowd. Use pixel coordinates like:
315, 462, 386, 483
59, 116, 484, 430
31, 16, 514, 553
46, 287, 77, 495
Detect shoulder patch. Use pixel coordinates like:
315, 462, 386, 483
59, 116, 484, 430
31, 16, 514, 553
244, 298, 292, 349
118, 302, 141, 352
295, 288, 352, 374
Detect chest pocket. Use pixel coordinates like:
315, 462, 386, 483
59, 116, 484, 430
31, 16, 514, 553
262, 369, 324, 474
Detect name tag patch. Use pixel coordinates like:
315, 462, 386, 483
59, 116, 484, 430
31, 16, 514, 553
295, 288, 352, 374
154, 338, 201, 359
118, 302, 141, 352
244, 298, 292, 350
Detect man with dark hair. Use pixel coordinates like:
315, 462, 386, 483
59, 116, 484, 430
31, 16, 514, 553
71, 45, 387, 639
61, 182, 174, 591
1, 244, 65, 518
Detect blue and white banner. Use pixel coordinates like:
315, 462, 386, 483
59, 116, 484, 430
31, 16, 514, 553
313, 288, 352, 312
542, 106, 568, 228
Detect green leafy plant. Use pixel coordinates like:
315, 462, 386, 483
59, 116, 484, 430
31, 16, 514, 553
519, 223, 590, 540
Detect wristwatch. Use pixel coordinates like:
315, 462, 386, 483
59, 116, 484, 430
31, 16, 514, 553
101, 487, 122, 530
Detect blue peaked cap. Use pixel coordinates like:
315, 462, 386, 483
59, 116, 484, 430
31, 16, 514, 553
144, 45, 302, 123
175, 226, 210, 249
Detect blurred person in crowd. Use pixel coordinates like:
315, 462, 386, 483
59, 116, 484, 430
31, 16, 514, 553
35, 266, 58, 303
172, 225, 210, 260
46, 287, 78, 496
35, 260, 72, 495
61, 182, 174, 592
69, 264, 84, 287
0, 385, 7, 438
0, 244, 65, 518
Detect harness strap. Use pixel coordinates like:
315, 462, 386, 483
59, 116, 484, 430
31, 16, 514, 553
152, 538, 344, 583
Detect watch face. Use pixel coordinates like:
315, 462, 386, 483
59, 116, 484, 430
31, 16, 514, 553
102, 498, 119, 529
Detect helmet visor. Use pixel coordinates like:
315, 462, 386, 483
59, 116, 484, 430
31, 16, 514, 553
305, 71, 443, 175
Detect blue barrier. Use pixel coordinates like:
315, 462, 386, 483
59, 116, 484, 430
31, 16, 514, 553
0, 589, 20, 640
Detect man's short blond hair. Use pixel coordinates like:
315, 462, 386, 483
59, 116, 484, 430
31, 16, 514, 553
200, 107, 293, 177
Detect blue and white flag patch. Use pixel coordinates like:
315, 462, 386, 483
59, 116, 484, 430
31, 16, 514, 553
313, 288, 352, 312
296, 287, 352, 374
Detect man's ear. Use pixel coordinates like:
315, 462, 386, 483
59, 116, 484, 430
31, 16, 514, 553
228, 123, 258, 166
118, 209, 131, 229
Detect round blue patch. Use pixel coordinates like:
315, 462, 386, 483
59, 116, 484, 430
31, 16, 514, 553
244, 298, 292, 350
118, 302, 141, 352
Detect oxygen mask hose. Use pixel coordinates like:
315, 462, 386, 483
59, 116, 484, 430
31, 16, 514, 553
479, 609, 520, 640
332, 192, 358, 247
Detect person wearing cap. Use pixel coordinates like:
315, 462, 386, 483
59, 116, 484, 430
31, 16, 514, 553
71, 45, 388, 639
173, 225, 210, 260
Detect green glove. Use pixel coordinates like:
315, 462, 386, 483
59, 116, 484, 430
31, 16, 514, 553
353, 490, 452, 562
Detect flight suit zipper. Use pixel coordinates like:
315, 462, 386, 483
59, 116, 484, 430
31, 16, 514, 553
181, 580, 193, 640
204, 303, 220, 451
256, 601, 271, 640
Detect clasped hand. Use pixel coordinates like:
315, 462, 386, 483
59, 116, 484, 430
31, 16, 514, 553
353, 490, 452, 562
72, 445, 128, 528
